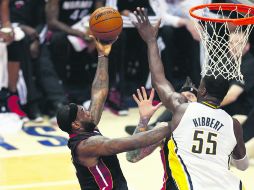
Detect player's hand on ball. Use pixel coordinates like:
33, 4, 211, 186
132, 7, 161, 43
89, 35, 117, 56
133, 87, 162, 119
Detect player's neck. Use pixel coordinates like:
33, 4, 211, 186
73, 126, 99, 134
201, 101, 220, 109
198, 97, 220, 109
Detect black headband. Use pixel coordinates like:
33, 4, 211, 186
56, 103, 78, 134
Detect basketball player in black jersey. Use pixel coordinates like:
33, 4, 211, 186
56, 37, 170, 190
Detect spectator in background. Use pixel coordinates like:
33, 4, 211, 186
45, 0, 104, 92
8, 0, 67, 121
0, 0, 28, 119
221, 34, 254, 159
21, 0, 67, 119
221, 34, 254, 117
151, 0, 202, 86
8, 0, 44, 121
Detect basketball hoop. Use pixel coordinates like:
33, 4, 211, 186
190, 3, 254, 81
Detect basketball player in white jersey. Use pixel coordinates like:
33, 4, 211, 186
131, 8, 249, 190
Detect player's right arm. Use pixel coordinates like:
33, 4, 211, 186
231, 118, 249, 171
126, 87, 164, 163
46, 0, 85, 38
132, 8, 186, 113
76, 122, 170, 157
126, 122, 166, 163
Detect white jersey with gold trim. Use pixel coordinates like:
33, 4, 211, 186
166, 102, 244, 190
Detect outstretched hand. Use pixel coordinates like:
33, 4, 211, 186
132, 7, 161, 43
133, 87, 162, 119
89, 35, 117, 56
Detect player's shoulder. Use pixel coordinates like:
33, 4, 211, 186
175, 102, 190, 111
171, 102, 191, 130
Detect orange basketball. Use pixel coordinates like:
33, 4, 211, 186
89, 7, 123, 42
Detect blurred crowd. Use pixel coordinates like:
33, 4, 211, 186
0, 0, 254, 140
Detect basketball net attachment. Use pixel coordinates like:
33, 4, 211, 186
190, 3, 254, 81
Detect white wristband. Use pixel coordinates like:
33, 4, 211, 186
0, 27, 12, 34
231, 155, 249, 171
98, 55, 108, 58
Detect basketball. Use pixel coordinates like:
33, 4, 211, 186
89, 7, 123, 42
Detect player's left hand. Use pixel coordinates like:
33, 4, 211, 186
89, 35, 117, 56
132, 7, 161, 44
133, 87, 162, 119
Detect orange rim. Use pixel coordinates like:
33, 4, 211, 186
189, 3, 254, 25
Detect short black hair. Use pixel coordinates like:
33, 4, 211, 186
203, 75, 229, 101
56, 103, 78, 134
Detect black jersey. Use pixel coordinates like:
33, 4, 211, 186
68, 130, 128, 190
9, 0, 45, 27
9, 0, 33, 24
59, 0, 96, 26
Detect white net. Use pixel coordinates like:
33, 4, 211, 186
191, 4, 254, 81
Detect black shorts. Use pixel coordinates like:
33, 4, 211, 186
7, 41, 24, 62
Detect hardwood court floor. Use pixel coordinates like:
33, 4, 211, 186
0, 108, 253, 190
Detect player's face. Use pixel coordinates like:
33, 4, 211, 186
76, 105, 92, 124
181, 91, 197, 102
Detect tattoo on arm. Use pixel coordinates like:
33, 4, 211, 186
80, 123, 169, 157
89, 56, 109, 125
126, 118, 162, 163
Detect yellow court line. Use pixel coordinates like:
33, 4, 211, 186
0, 180, 78, 189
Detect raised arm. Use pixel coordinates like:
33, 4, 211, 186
133, 8, 186, 113
89, 38, 114, 125
46, 0, 85, 38
126, 87, 164, 163
77, 122, 170, 157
